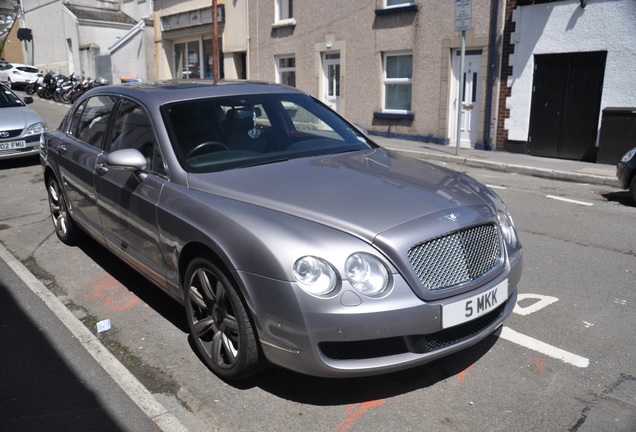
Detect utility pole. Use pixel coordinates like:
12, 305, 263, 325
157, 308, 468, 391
212, 0, 219, 83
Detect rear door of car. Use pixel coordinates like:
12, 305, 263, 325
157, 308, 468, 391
93, 98, 169, 287
51, 94, 118, 238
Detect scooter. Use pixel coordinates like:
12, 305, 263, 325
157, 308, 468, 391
25, 72, 44, 95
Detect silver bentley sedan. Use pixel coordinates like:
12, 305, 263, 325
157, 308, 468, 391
40, 81, 522, 380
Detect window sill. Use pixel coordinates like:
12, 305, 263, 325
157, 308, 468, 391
373, 112, 415, 120
374, 4, 419, 15
272, 18, 297, 29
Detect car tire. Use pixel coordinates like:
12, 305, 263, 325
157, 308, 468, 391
46, 176, 83, 245
629, 176, 636, 205
183, 257, 262, 380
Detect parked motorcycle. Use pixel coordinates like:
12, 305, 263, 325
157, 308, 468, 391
24, 72, 44, 95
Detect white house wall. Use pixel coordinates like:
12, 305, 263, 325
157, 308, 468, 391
505, 0, 636, 143
21, 0, 70, 73
110, 28, 146, 81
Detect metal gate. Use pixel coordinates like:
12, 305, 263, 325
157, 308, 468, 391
528, 52, 606, 161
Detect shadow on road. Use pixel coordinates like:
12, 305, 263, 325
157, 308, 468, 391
601, 190, 635, 207
0, 280, 126, 431
240, 330, 499, 405
0, 155, 40, 170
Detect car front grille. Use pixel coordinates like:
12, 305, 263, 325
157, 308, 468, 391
0, 129, 23, 139
407, 223, 502, 292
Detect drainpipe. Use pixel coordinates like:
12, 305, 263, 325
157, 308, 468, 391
486, 0, 500, 150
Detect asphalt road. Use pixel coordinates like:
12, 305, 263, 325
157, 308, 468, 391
1, 93, 635, 431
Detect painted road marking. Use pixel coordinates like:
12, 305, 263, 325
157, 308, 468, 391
500, 326, 590, 368
546, 195, 594, 206
513, 293, 559, 316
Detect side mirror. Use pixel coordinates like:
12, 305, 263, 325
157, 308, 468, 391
106, 148, 147, 172
23, 96, 34, 104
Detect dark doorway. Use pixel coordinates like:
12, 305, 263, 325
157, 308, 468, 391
528, 51, 606, 161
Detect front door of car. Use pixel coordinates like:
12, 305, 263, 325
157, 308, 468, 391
53, 95, 118, 238
93, 99, 168, 286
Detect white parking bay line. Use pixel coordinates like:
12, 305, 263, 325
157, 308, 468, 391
545, 195, 594, 207
500, 326, 590, 368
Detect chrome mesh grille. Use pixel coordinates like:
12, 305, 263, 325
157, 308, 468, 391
407, 224, 501, 291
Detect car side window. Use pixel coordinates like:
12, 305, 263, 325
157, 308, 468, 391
67, 100, 87, 136
109, 100, 166, 175
74, 95, 118, 148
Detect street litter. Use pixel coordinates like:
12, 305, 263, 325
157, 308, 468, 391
96, 319, 111, 333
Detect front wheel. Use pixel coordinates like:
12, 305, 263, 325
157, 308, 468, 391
46, 176, 83, 245
183, 258, 262, 380
629, 176, 636, 205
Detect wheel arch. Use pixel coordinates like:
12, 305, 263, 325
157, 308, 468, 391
177, 241, 257, 315
178, 241, 267, 358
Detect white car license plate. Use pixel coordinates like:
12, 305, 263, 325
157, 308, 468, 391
0, 141, 26, 151
442, 279, 508, 329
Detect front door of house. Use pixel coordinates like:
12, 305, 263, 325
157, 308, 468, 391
450, 50, 482, 147
323, 53, 340, 112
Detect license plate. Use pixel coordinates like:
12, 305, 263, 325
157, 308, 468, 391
0, 141, 26, 151
442, 279, 508, 329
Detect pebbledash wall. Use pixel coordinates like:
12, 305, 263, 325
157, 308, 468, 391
501, 0, 636, 148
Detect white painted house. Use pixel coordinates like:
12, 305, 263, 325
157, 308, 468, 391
498, 0, 636, 162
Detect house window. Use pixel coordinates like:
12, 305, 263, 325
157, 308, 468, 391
174, 39, 223, 80
276, 0, 293, 21
383, 53, 412, 112
385, 0, 413, 7
276, 56, 296, 87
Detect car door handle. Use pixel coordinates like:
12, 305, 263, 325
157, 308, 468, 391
95, 163, 108, 176
55, 143, 67, 155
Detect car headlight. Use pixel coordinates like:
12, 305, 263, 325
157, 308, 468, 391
621, 148, 636, 163
344, 252, 389, 296
497, 211, 517, 248
25, 122, 45, 136
293, 256, 337, 296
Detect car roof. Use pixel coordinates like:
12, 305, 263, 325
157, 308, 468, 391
84, 80, 309, 106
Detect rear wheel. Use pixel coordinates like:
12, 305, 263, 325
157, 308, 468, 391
629, 176, 636, 205
183, 258, 262, 380
46, 176, 83, 245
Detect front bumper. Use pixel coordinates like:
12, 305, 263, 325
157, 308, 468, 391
617, 160, 635, 190
0, 135, 41, 161
239, 248, 522, 378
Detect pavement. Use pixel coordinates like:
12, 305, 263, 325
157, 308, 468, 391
0, 243, 188, 432
373, 135, 621, 188
0, 139, 622, 431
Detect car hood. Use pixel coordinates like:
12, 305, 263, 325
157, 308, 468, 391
0, 106, 43, 129
187, 149, 494, 241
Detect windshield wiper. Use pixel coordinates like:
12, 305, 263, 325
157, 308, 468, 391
238, 156, 290, 169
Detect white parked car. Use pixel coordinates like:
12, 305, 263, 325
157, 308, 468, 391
0, 63, 40, 89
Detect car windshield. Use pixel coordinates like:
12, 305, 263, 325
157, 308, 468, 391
0, 86, 27, 108
16, 66, 38, 73
161, 93, 375, 173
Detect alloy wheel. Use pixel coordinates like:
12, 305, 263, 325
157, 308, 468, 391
184, 258, 261, 380
46, 176, 81, 245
